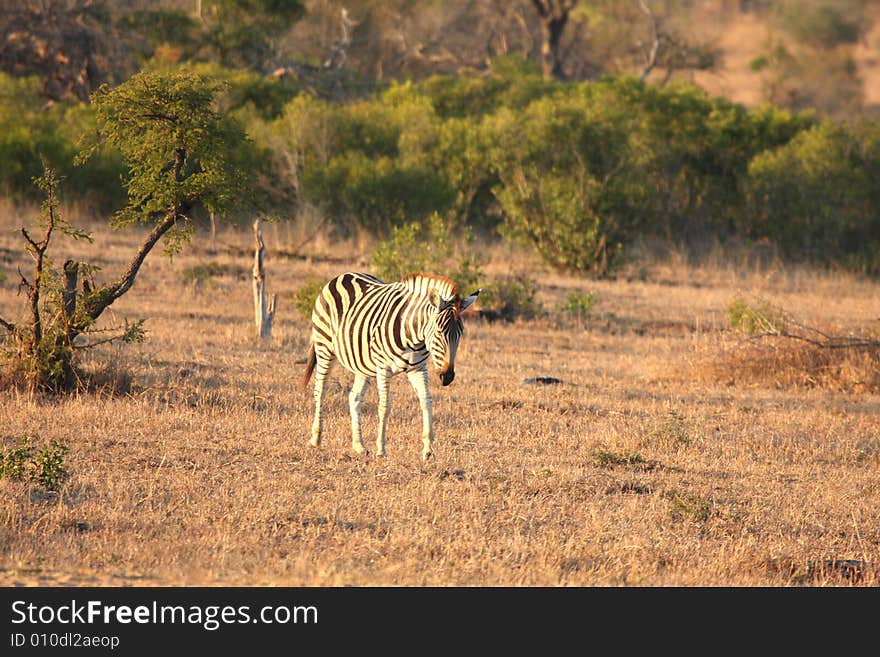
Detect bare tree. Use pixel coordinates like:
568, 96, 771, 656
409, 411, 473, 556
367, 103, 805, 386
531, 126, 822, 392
636, 0, 717, 85
530, 0, 577, 79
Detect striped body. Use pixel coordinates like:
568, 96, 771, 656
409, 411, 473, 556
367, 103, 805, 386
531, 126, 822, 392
303, 272, 480, 460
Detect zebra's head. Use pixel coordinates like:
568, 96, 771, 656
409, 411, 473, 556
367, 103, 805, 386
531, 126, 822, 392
426, 288, 480, 386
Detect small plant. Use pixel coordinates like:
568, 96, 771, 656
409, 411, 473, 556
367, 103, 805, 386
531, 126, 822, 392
371, 212, 485, 287
666, 491, 711, 522
648, 411, 691, 449
32, 439, 69, 491
562, 291, 597, 320
728, 296, 787, 335
372, 221, 432, 282
292, 277, 328, 319
450, 253, 484, 301
0, 434, 68, 491
592, 449, 649, 468
479, 274, 542, 321
0, 435, 36, 481
182, 261, 229, 287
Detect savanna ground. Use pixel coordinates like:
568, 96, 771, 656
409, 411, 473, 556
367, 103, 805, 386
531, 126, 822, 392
1, 209, 879, 587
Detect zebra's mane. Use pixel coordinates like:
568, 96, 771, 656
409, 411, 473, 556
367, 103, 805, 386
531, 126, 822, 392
401, 272, 459, 301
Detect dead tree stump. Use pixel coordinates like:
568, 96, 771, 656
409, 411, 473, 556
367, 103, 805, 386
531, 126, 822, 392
252, 219, 277, 339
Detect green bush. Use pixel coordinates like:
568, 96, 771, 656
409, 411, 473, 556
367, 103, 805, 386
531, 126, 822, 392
0, 74, 126, 210
478, 274, 542, 322
775, 1, 866, 48
728, 296, 787, 335
745, 120, 880, 272
117, 8, 200, 62
487, 84, 649, 275
255, 70, 829, 272
274, 95, 454, 235
371, 213, 484, 287
182, 261, 230, 288
0, 434, 68, 491
562, 291, 597, 320
292, 277, 328, 320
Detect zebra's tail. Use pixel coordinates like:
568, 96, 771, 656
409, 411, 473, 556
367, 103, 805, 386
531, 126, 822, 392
301, 343, 317, 392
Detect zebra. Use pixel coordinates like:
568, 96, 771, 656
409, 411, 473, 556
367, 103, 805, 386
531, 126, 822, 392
302, 272, 480, 461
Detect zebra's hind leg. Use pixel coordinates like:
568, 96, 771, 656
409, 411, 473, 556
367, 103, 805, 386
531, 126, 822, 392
348, 373, 370, 455
407, 368, 434, 461
309, 348, 334, 448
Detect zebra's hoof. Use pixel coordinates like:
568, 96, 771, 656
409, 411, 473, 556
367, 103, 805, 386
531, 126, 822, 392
421, 450, 434, 462
308, 437, 321, 448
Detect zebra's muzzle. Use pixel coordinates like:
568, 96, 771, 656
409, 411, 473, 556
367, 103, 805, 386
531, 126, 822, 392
440, 369, 455, 386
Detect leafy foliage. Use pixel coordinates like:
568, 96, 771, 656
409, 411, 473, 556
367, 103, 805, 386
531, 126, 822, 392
371, 212, 483, 290
0, 73, 126, 210
745, 120, 880, 272
82, 70, 253, 235
478, 275, 543, 322
0, 434, 68, 491
562, 291, 597, 320
3, 31, 880, 278
291, 277, 328, 320
728, 296, 788, 335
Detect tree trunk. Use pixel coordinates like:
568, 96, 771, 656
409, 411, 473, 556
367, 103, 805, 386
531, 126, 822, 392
252, 218, 277, 339
532, 0, 576, 79
77, 208, 180, 330
62, 259, 78, 323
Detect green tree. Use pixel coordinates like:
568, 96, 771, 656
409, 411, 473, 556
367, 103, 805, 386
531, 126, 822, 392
198, 0, 305, 70
1, 70, 253, 391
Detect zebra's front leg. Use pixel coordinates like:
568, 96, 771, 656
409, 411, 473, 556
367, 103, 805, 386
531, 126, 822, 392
309, 353, 333, 448
349, 373, 370, 456
376, 368, 392, 457
407, 368, 434, 461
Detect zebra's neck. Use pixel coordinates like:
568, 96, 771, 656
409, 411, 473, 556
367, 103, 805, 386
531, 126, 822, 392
401, 273, 458, 301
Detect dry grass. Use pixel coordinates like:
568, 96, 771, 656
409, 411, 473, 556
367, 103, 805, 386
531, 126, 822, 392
699, 336, 880, 393
1, 213, 879, 587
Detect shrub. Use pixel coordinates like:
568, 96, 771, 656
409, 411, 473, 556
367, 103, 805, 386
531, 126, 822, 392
666, 491, 712, 522
744, 120, 880, 272
0, 434, 68, 491
292, 277, 327, 320
592, 450, 649, 468
371, 213, 484, 287
562, 291, 597, 320
0, 74, 127, 210
487, 84, 650, 275
698, 298, 880, 393
182, 261, 230, 288
728, 296, 787, 335
775, 1, 866, 49
478, 274, 542, 322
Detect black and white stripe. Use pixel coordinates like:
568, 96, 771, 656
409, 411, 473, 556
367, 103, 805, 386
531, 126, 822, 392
302, 272, 480, 460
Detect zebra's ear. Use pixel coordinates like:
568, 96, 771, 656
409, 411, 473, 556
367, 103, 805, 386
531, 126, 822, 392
428, 289, 441, 309
460, 289, 481, 312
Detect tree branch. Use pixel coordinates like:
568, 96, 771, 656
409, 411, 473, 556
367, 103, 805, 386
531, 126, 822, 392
20, 226, 41, 252
638, 0, 662, 81
77, 206, 184, 328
